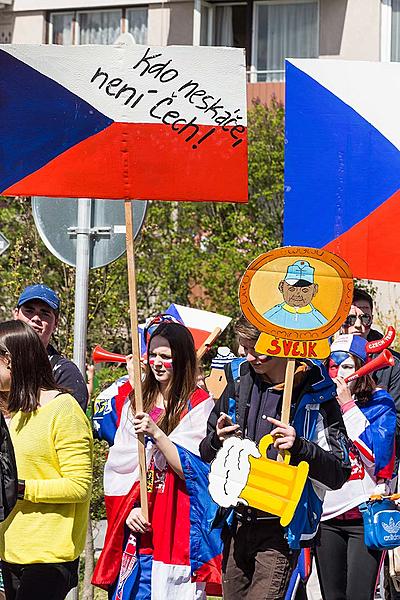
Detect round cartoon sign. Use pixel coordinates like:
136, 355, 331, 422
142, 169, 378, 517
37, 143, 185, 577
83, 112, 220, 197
239, 247, 353, 358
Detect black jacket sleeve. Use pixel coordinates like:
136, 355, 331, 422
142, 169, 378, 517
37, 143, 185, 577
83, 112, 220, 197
52, 356, 89, 412
289, 398, 351, 491
199, 395, 227, 463
374, 353, 400, 432
199, 365, 233, 463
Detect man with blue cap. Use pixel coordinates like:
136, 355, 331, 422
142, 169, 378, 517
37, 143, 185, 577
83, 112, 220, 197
263, 260, 327, 329
13, 284, 88, 411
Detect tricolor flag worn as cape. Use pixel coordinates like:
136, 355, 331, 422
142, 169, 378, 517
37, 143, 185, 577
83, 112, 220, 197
92, 387, 223, 599
0, 44, 247, 203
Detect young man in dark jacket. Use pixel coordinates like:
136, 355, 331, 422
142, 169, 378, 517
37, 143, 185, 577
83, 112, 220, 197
13, 284, 88, 411
200, 316, 351, 600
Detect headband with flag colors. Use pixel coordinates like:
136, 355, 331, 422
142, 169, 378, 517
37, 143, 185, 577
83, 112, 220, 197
143, 313, 183, 343
0, 44, 247, 203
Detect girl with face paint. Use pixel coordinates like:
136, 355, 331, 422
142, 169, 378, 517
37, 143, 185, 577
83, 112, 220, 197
93, 321, 218, 599
316, 334, 397, 600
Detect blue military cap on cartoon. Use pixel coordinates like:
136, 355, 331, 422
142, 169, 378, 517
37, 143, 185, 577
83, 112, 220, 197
284, 260, 315, 286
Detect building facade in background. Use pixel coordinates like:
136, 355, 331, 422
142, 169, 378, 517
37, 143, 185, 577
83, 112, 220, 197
1, 0, 400, 317
1, 0, 400, 104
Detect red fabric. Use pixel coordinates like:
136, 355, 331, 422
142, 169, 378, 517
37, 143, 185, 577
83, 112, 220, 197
92, 387, 216, 591
325, 188, 400, 282
115, 381, 132, 427
93, 483, 140, 589
140, 464, 191, 565
194, 555, 222, 594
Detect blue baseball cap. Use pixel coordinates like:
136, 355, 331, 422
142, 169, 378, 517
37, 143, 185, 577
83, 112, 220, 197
17, 284, 60, 312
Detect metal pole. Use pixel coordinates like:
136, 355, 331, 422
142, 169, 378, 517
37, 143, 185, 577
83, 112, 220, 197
72, 197, 91, 374
68, 197, 92, 600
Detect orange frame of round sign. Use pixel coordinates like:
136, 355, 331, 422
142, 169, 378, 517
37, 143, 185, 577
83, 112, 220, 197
239, 247, 354, 341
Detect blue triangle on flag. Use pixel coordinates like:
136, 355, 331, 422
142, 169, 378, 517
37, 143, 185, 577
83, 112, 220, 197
284, 62, 400, 248
0, 49, 113, 192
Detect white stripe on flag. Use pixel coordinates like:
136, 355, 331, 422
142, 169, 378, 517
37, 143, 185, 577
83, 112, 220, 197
151, 561, 206, 600
174, 304, 231, 332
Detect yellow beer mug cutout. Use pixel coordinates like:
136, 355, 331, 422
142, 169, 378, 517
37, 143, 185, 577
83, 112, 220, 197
209, 434, 309, 527
242, 434, 308, 526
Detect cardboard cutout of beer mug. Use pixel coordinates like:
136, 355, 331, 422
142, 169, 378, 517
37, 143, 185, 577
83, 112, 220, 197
209, 434, 310, 527
209, 247, 353, 527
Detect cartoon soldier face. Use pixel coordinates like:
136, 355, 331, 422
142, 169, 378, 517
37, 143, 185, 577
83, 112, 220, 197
278, 260, 319, 308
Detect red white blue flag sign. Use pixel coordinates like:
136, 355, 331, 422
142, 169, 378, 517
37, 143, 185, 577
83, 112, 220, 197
284, 59, 400, 282
0, 44, 247, 203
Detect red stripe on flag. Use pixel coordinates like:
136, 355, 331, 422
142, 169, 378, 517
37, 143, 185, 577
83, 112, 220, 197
93, 485, 140, 589
4, 122, 248, 202
115, 381, 132, 427
324, 188, 400, 281
353, 440, 374, 462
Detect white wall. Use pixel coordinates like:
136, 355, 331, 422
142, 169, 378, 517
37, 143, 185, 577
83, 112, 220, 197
11, 11, 45, 43
320, 0, 381, 60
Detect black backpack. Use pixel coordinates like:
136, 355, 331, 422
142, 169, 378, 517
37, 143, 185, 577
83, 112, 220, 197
0, 413, 18, 521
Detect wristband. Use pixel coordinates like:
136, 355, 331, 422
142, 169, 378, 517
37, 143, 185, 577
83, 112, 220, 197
17, 479, 25, 500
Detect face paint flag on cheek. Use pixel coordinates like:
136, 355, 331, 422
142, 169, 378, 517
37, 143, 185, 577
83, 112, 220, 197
329, 351, 356, 379
149, 358, 173, 369
328, 359, 339, 379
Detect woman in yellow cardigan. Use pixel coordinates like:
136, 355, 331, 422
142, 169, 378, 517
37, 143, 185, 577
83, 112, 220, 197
0, 320, 93, 600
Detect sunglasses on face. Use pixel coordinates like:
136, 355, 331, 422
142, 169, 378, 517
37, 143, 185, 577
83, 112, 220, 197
343, 313, 372, 327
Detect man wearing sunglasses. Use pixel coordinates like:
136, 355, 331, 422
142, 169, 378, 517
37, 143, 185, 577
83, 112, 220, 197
341, 289, 374, 338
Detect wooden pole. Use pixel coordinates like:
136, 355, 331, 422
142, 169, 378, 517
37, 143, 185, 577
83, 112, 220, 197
196, 327, 222, 360
124, 200, 149, 521
281, 358, 296, 424
277, 358, 296, 462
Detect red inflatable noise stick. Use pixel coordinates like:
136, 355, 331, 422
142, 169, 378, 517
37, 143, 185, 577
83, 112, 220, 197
345, 349, 395, 383
365, 326, 396, 354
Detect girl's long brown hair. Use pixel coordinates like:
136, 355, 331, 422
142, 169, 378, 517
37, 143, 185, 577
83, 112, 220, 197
130, 322, 197, 435
350, 355, 376, 405
0, 320, 60, 413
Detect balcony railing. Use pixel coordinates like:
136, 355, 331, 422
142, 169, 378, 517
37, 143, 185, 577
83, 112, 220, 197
247, 68, 285, 83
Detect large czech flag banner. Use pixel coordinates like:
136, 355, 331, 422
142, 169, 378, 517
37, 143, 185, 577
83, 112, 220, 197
0, 44, 247, 203
284, 59, 400, 282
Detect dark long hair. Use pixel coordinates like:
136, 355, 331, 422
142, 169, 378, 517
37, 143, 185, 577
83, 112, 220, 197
130, 322, 198, 435
350, 355, 376, 405
0, 321, 59, 413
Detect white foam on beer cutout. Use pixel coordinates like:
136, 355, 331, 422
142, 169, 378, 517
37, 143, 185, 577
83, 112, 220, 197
209, 437, 261, 508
